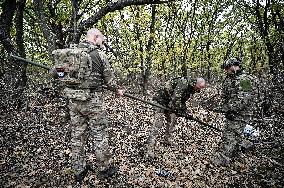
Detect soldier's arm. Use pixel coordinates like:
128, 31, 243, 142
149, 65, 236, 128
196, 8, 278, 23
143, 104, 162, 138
220, 76, 230, 106
229, 76, 258, 113
98, 51, 119, 89
168, 79, 188, 112
49, 67, 59, 79
220, 86, 230, 113
98, 51, 124, 96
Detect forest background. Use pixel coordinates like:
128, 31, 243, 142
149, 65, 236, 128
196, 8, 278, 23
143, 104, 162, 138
0, 0, 283, 187
0, 0, 283, 109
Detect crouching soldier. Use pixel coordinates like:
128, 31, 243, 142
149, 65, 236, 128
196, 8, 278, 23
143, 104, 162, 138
146, 77, 206, 158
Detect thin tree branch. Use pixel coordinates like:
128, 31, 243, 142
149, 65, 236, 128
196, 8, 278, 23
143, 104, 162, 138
33, 0, 56, 55
78, 0, 173, 32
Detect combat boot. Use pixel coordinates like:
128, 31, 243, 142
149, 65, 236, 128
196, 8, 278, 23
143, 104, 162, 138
146, 144, 155, 158
211, 152, 232, 167
163, 136, 178, 148
97, 165, 118, 179
239, 140, 255, 154
74, 167, 89, 184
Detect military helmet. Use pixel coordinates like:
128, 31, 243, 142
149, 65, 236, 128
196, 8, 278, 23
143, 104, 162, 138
221, 58, 241, 69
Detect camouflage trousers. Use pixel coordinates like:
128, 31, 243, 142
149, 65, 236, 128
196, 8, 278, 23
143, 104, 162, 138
68, 92, 110, 174
213, 118, 245, 165
147, 108, 177, 147
219, 119, 244, 156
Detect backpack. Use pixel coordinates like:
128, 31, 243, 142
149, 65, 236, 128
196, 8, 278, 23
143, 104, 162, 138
52, 44, 93, 86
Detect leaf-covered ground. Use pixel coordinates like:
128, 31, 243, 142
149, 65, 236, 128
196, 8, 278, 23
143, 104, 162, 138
1, 82, 283, 187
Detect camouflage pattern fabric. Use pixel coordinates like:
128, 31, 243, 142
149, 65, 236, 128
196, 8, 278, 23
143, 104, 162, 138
68, 91, 110, 174
147, 108, 177, 148
78, 41, 118, 90
147, 77, 197, 153
52, 41, 118, 91
52, 44, 93, 86
213, 71, 260, 165
60, 41, 118, 175
153, 77, 197, 112
222, 71, 260, 116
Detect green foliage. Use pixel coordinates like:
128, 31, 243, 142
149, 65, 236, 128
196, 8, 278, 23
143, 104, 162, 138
3, 0, 283, 81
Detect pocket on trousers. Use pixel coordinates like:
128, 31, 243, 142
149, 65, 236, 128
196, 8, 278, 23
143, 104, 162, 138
63, 88, 91, 101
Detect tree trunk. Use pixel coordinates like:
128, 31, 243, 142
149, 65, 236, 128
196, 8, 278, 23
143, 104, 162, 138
142, 5, 156, 95
0, 0, 27, 112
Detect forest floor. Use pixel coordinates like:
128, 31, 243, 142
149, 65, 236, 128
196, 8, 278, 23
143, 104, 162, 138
0, 83, 283, 188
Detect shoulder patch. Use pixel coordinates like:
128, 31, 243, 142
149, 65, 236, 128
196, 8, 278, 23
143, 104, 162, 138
52, 45, 92, 85
240, 79, 252, 91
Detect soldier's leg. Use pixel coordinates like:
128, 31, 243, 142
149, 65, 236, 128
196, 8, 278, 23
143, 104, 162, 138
221, 120, 243, 156
212, 120, 243, 166
89, 116, 110, 172
69, 100, 88, 177
146, 108, 165, 157
165, 112, 177, 145
88, 93, 112, 173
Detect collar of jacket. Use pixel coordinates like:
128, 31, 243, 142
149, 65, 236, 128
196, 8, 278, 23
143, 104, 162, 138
80, 40, 101, 49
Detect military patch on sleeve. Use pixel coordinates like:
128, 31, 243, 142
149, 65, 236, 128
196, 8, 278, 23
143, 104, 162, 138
240, 79, 252, 91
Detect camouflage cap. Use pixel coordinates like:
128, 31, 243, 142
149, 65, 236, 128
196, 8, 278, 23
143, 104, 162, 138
221, 58, 241, 69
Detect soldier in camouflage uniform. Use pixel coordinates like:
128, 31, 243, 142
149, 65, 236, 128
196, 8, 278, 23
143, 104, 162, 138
211, 58, 260, 166
52, 28, 124, 184
146, 77, 206, 157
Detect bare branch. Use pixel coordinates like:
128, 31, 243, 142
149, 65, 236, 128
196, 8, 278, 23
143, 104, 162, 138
33, 0, 56, 56
78, 0, 173, 32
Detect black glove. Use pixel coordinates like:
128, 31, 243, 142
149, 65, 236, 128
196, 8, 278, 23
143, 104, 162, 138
173, 108, 186, 116
174, 109, 193, 118
225, 110, 235, 120
49, 67, 59, 79
184, 112, 193, 119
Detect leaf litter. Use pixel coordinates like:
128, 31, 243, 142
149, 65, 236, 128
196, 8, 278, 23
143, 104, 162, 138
0, 82, 283, 187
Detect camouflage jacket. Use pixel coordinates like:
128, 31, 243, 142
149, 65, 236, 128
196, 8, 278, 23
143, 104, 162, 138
78, 40, 118, 90
153, 77, 197, 111
222, 70, 260, 116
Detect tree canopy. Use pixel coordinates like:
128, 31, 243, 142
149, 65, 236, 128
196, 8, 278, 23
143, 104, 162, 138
0, 0, 283, 109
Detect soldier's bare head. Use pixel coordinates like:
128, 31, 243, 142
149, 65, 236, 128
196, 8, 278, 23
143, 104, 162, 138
194, 78, 206, 91
86, 28, 105, 47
